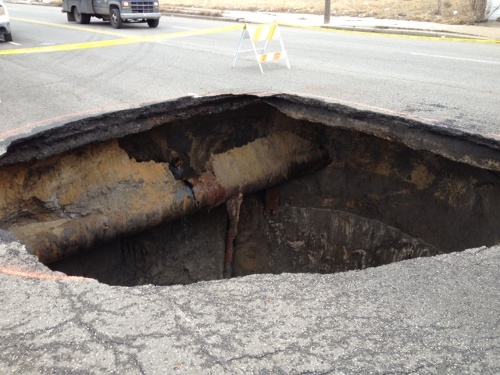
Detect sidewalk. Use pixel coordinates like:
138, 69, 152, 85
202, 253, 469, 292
173, 8, 500, 40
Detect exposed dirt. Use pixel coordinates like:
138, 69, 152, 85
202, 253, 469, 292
159, 0, 488, 24
1, 94, 499, 286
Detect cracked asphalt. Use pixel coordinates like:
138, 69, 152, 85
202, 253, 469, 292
1, 4, 499, 372
1, 238, 499, 374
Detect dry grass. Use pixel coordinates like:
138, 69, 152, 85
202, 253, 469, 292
160, 0, 487, 24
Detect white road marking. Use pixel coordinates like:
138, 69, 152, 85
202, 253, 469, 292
8, 42, 21, 46
411, 52, 500, 65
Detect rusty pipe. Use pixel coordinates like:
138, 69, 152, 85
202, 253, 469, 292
10, 132, 331, 264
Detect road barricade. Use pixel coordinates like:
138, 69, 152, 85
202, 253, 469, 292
232, 22, 291, 74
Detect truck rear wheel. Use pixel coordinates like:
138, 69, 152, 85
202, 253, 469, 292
110, 8, 123, 29
4, 33, 12, 42
74, 7, 90, 24
147, 19, 159, 28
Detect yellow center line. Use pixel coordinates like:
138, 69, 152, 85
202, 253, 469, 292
0, 23, 244, 55
5, 16, 493, 57
12, 17, 128, 37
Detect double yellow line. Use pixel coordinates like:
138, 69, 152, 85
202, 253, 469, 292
1, 18, 243, 55
2, 17, 498, 56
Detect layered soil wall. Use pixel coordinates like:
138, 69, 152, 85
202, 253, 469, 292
0, 94, 498, 285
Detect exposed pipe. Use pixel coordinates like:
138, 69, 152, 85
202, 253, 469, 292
9, 132, 331, 264
224, 193, 243, 279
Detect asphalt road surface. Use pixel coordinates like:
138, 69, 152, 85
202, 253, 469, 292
1, 4, 500, 147
0, 5, 499, 374
1, 240, 499, 374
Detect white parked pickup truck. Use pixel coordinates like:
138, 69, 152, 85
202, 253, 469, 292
62, 0, 161, 29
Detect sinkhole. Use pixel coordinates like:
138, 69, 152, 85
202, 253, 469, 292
1, 93, 499, 286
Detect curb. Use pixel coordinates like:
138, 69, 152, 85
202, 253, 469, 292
163, 12, 493, 40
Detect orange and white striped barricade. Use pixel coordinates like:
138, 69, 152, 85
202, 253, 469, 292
232, 21, 291, 74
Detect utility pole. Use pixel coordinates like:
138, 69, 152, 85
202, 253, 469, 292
324, 0, 331, 24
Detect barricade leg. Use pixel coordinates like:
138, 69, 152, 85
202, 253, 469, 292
232, 31, 245, 68
280, 38, 291, 69
251, 39, 264, 74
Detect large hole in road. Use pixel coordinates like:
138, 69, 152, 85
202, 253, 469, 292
1, 94, 499, 286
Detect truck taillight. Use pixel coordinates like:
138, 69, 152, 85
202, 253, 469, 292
0, 6, 6, 16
